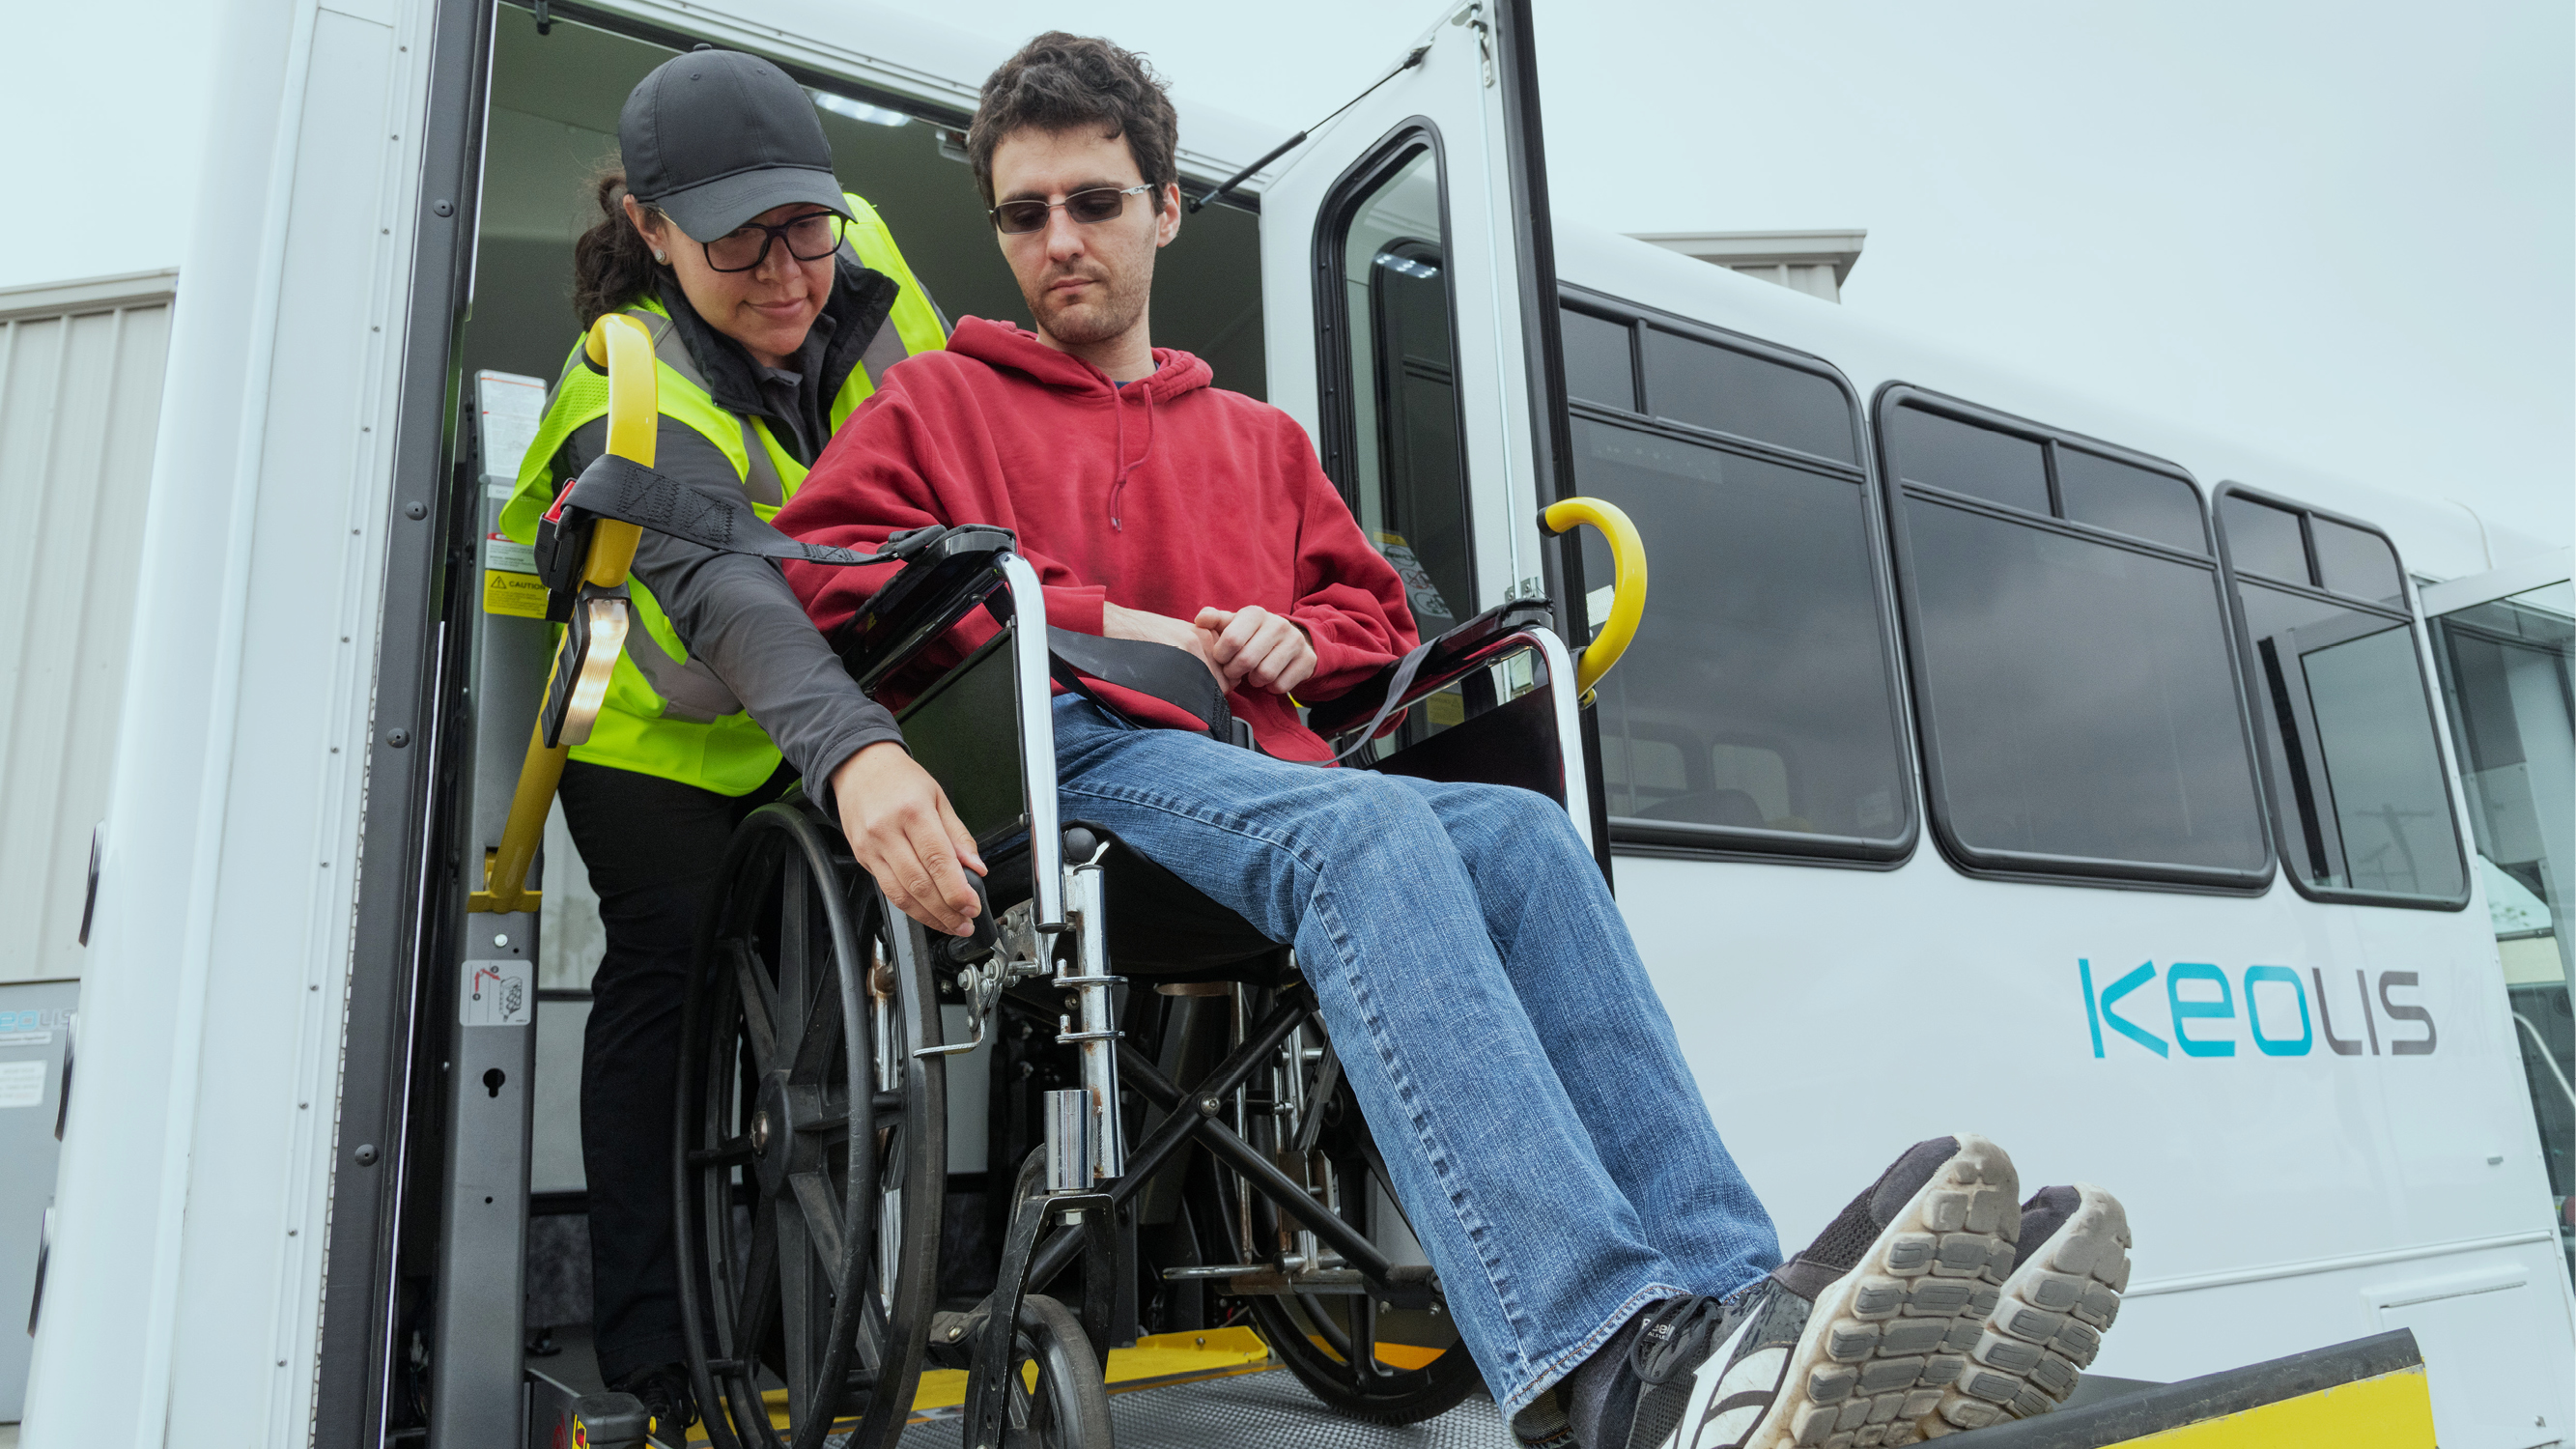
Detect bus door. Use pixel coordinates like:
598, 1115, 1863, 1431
1252, 0, 1609, 860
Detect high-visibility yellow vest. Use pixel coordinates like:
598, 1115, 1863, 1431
500, 192, 945, 795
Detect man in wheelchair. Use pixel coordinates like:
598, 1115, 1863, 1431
599, 30, 2132, 1449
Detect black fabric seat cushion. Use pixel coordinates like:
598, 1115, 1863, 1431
979, 820, 1289, 984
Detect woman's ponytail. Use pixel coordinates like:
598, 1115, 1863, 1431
571, 164, 671, 329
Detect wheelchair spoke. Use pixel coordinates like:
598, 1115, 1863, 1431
786, 1169, 849, 1277
731, 1207, 779, 1366
787, 965, 843, 1086
730, 944, 782, 1077
772, 1192, 828, 1411
689, 1134, 755, 1167
778, 854, 813, 1051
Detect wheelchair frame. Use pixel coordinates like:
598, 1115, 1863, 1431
671, 526, 1614, 1449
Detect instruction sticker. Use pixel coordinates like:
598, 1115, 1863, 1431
0, 1059, 43, 1109
461, 958, 532, 1028
484, 569, 549, 619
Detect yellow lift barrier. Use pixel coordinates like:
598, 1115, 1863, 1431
470, 313, 652, 915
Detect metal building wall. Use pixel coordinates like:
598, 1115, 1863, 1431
0, 270, 177, 982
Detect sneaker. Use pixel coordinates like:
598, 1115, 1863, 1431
1569, 1294, 1739, 1449
1931, 1183, 2131, 1432
605, 1361, 698, 1444
1514, 1385, 1582, 1449
1678, 1134, 2021, 1449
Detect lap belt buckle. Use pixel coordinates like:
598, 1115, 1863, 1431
1228, 715, 1255, 750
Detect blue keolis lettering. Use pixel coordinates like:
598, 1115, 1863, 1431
2078, 960, 2434, 1059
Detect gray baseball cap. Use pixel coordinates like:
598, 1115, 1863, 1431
619, 47, 847, 242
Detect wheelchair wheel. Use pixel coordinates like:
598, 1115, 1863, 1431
1201, 1005, 1482, 1426
676, 801, 948, 1449
988, 1293, 1114, 1449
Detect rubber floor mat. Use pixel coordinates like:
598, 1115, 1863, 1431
884, 1367, 1515, 1448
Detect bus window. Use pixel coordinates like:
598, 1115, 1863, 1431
1563, 298, 1912, 861
1561, 305, 1637, 412
2219, 486, 2469, 905
1642, 326, 1858, 465
1879, 389, 2270, 889
1318, 134, 1472, 635
2056, 446, 2208, 554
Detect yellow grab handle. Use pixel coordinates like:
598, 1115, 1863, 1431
578, 312, 655, 586
1542, 497, 1647, 698
471, 314, 660, 914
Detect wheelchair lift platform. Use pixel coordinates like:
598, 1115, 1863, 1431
526, 1326, 2433, 1449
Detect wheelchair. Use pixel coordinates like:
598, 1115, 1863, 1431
665, 522, 1633, 1449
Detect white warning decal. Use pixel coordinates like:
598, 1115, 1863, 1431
0, 1059, 43, 1109
461, 957, 533, 1028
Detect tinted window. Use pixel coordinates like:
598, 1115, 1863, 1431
2056, 447, 2206, 554
1334, 146, 1471, 631
1642, 327, 1856, 464
2236, 580, 2466, 901
1886, 405, 2050, 515
1571, 416, 1910, 847
2219, 494, 2308, 583
1901, 497, 2269, 873
2311, 517, 2404, 606
1561, 307, 1635, 412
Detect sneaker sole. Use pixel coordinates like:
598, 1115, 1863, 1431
1927, 1183, 2131, 1434
1743, 1135, 2021, 1449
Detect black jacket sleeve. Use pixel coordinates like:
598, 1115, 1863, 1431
565, 415, 904, 793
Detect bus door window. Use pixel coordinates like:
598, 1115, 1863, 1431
1317, 133, 1480, 741
2428, 577, 2574, 1228
1879, 390, 2270, 888
1560, 298, 1912, 862
2219, 489, 2471, 905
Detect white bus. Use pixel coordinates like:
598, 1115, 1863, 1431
8, 0, 2568, 1446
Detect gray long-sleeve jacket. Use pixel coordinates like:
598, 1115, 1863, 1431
546, 266, 915, 792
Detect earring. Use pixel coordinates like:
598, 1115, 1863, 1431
651, 248, 667, 263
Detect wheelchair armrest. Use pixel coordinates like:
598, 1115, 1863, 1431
827, 525, 1021, 693
1303, 599, 1560, 739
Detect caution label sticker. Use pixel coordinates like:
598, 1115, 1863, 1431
462, 958, 533, 1028
485, 570, 549, 619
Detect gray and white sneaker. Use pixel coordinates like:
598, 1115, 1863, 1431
1679, 1135, 2021, 1449
1930, 1183, 2131, 1433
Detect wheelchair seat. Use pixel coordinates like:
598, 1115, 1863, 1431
979, 819, 1291, 983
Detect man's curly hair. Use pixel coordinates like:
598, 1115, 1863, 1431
966, 32, 1178, 213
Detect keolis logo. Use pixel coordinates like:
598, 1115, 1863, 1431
2078, 960, 2436, 1059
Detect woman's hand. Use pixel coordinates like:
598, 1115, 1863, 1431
1194, 606, 1316, 696
829, 741, 986, 936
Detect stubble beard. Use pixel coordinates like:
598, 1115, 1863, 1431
1029, 264, 1148, 351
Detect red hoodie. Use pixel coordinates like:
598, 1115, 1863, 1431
776, 317, 1419, 761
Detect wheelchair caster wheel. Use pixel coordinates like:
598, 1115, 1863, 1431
966, 1293, 1112, 1449
676, 800, 950, 1449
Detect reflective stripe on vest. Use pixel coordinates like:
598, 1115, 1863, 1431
497, 191, 945, 795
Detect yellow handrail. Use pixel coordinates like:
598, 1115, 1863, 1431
469, 313, 656, 914
1542, 496, 1647, 699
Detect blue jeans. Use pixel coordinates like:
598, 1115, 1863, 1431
1051, 698, 1780, 1414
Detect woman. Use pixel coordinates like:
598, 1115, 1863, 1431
498, 46, 943, 1434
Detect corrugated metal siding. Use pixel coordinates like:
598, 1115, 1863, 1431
0, 271, 177, 981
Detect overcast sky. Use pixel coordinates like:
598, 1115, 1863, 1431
11, 0, 2567, 557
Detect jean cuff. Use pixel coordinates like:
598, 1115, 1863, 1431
1495, 1279, 1692, 1422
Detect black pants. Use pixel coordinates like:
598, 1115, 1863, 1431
558, 756, 796, 1383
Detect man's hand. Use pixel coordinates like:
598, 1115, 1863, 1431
1195, 606, 1316, 696
1104, 601, 1224, 686
829, 740, 986, 936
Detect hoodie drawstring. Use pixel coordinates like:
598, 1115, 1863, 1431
1107, 381, 1157, 531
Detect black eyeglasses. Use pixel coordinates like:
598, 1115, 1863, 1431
988, 185, 1152, 236
702, 211, 847, 272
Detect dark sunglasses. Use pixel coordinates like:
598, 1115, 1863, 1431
988, 185, 1152, 236
703, 212, 847, 273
